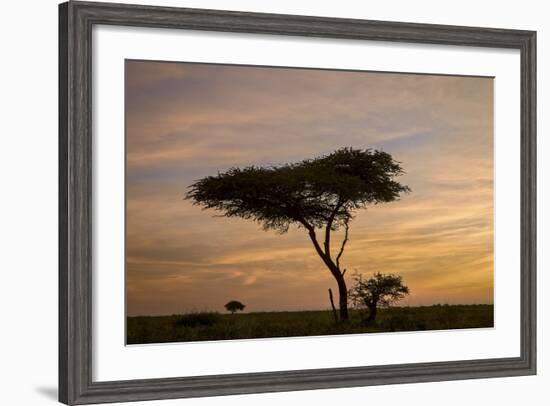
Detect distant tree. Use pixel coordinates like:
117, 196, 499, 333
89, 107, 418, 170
187, 148, 410, 321
224, 300, 246, 314
348, 272, 410, 323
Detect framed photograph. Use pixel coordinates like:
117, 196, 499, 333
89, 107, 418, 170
59, 1, 536, 404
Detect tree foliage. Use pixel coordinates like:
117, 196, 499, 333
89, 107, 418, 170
224, 300, 246, 314
348, 272, 410, 322
187, 147, 410, 233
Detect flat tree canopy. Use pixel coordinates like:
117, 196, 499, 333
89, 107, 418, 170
187, 147, 410, 321
187, 147, 409, 233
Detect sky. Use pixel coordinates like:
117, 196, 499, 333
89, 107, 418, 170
125, 60, 494, 316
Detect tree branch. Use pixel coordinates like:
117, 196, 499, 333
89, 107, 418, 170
307, 228, 327, 262
324, 198, 343, 259
302, 222, 342, 280
336, 218, 349, 270
328, 288, 338, 323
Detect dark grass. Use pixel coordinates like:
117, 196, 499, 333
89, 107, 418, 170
126, 304, 493, 345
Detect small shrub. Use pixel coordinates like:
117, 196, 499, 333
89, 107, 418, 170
348, 272, 409, 324
175, 312, 221, 327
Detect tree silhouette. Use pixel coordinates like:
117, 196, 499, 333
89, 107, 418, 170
348, 272, 410, 323
187, 147, 410, 321
224, 300, 246, 314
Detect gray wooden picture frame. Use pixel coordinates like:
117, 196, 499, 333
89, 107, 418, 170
59, 1, 537, 404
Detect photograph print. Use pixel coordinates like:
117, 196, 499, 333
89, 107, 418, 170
125, 60, 494, 344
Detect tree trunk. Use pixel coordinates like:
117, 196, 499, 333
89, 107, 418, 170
328, 288, 338, 323
305, 228, 349, 321
335, 274, 349, 321
366, 304, 377, 323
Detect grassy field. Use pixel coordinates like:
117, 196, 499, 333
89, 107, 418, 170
127, 304, 493, 344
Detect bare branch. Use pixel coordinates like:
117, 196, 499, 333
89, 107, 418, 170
306, 228, 327, 261
324, 197, 343, 259
303, 225, 343, 282
336, 218, 349, 270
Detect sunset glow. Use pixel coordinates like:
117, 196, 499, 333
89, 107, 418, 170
126, 61, 493, 316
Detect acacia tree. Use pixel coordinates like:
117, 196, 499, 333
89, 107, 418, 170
224, 300, 246, 314
187, 147, 409, 321
348, 272, 410, 323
